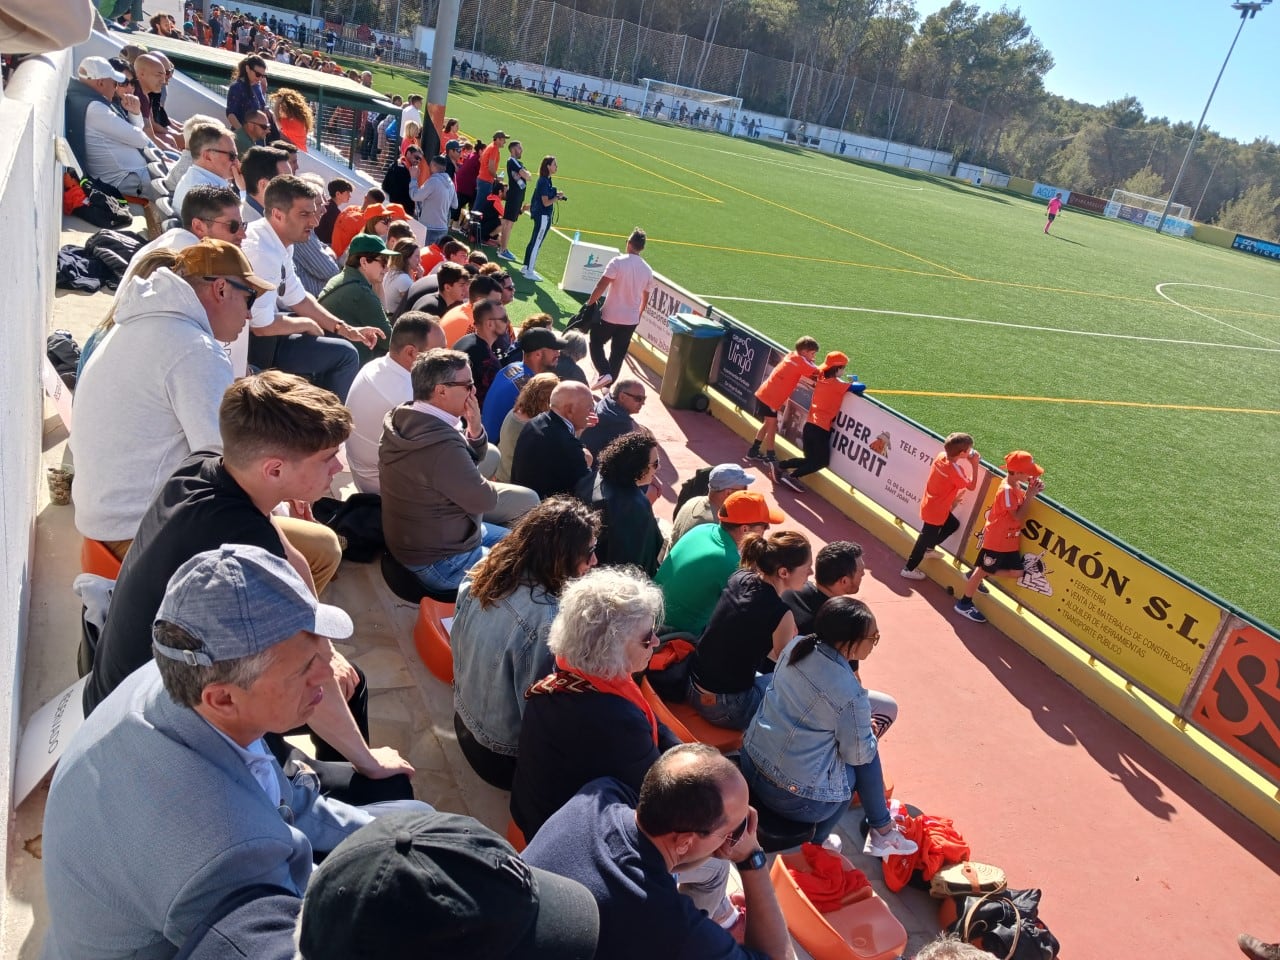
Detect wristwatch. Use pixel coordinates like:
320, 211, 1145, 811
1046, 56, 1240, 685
736, 849, 767, 872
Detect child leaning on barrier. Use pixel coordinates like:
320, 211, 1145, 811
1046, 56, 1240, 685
954, 451, 1045, 624
900, 432, 981, 581
748, 335, 819, 467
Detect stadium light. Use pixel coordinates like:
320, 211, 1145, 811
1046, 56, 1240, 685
1156, 0, 1269, 234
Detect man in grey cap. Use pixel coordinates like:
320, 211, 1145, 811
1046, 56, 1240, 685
43, 545, 429, 960
670, 463, 755, 547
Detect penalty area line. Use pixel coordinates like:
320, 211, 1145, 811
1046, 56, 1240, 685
694, 295, 1280, 355
873, 389, 1280, 417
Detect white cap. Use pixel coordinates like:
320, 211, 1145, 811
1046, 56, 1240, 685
78, 56, 127, 83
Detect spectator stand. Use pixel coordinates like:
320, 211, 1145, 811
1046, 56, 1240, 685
124, 31, 399, 176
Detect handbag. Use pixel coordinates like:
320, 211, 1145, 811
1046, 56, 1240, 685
929, 861, 1007, 899
948, 888, 1060, 960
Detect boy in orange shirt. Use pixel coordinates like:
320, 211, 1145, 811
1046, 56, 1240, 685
901, 432, 980, 580
748, 336, 819, 467
775, 351, 849, 492
954, 450, 1045, 623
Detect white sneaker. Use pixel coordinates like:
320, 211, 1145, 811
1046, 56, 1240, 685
900, 567, 927, 580
590, 373, 613, 391
862, 825, 918, 858
821, 834, 843, 855
524, 268, 544, 282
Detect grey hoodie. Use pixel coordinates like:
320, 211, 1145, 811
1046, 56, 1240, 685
379, 404, 496, 566
70, 268, 235, 541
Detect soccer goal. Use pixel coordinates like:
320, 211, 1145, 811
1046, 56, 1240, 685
1105, 188, 1193, 234
639, 79, 742, 135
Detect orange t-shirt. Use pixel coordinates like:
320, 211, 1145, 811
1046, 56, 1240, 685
441, 301, 476, 345
277, 116, 309, 152
330, 207, 365, 259
755, 351, 818, 411
981, 479, 1026, 552
479, 143, 501, 182
920, 452, 971, 526
418, 243, 446, 275
806, 375, 847, 431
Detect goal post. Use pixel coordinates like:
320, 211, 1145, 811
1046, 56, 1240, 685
639, 78, 743, 135
1105, 188, 1194, 235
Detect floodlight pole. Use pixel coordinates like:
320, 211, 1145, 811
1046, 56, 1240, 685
1156, 1, 1268, 234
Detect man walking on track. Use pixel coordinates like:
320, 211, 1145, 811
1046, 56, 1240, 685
584, 228, 653, 390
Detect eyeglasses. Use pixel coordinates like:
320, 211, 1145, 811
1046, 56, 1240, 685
442, 379, 476, 391
586, 541, 598, 557
623, 393, 646, 404
209, 217, 245, 233
207, 149, 240, 161
864, 631, 880, 647
216, 277, 259, 308
638, 628, 660, 650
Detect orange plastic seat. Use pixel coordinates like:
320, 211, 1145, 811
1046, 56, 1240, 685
506, 819, 527, 852
639, 678, 743, 753
413, 599, 455, 685
770, 853, 908, 960
80, 538, 122, 580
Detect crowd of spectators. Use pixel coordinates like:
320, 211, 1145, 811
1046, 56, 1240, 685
47, 43, 974, 960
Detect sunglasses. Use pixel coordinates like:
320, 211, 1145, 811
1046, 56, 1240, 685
207, 149, 240, 161
208, 216, 245, 233
722, 816, 749, 847
251, 70, 267, 80
623, 392, 646, 404
638, 628, 660, 650
217, 277, 259, 308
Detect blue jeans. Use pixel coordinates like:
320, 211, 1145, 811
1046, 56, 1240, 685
687, 673, 771, 730
424, 227, 449, 246
739, 748, 890, 843
474, 179, 493, 219
407, 523, 507, 591
272, 334, 360, 402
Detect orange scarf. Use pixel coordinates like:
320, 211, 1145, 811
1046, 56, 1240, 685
554, 656, 658, 745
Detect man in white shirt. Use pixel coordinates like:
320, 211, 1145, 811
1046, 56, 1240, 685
241, 175, 386, 401
172, 124, 238, 213
344, 313, 445, 494
401, 93, 423, 131
584, 227, 654, 389
69, 56, 157, 197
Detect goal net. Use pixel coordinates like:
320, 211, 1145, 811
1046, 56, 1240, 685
639, 79, 742, 135
1105, 188, 1193, 234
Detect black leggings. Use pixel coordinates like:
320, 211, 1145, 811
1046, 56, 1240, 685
904, 513, 960, 570
589, 320, 636, 382
778, 423, 831, 478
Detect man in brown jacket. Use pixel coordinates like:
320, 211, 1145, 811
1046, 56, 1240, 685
379, 348, 517, 592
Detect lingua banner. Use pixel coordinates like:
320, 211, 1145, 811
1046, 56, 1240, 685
959, 492, 1225, 707
824, 393, 990, 558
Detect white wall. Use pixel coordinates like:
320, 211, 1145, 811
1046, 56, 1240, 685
0, 47, 72, 899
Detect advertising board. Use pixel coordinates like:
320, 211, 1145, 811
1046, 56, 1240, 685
635, 272, 710, 357
1190, 619, 1280, 783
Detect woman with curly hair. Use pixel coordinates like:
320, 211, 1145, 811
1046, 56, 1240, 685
270, 88, 314, 152
451, 496, 600, 788
578, 432, 664, 576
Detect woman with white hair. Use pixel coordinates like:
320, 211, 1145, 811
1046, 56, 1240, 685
510, 566, 682, 838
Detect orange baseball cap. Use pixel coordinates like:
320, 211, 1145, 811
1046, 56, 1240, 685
361, 203, 388, 222
383, 203, 411, 221
1004, 451, 1044, 477
819, 350, 849, 373
718, 491, 785, 526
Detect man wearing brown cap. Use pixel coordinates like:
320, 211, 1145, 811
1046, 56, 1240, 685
71, 239, 273, 560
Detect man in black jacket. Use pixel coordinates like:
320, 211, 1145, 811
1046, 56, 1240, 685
381, 144, 421, 212
511, 381, 594, 500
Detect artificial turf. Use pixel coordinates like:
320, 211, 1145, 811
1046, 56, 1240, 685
347, 64, 1280, 629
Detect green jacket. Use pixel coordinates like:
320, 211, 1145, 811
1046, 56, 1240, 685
318, 266, 390, 365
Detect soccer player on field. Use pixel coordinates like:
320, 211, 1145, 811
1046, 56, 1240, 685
954, 451, 1045, 623
747, 335, 819, 468
1044, 192, 1063, 234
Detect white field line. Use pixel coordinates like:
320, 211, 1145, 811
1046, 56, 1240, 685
1154, 282, 1280, 347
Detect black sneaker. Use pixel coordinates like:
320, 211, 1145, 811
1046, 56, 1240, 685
746, 445, 764, 461
763, 451, 777, 464
777, 472, 805, 493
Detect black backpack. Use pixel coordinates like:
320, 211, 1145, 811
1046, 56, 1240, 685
312, 494, 384, 563
85, 228, 148, 285
674, 466, 713, 513
74, 177, 133, 229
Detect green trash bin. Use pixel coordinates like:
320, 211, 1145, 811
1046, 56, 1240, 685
659, 314, 725, 411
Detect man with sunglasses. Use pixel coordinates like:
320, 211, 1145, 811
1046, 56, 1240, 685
72, 240, 274, 562
172, 126, 239, 212
234, 109, 273, 155
524, 743, 796, 960
580, 376, 650, 458
114, 186, 248, 294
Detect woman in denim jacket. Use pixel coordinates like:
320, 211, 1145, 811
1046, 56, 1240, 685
740, 597, 918, 858
451, 496, 600, 789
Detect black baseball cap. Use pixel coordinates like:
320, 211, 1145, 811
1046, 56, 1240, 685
297, 812, 599, 960
518, 327, 569, 352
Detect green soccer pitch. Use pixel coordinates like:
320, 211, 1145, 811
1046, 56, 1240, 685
356, 68, 1280, 628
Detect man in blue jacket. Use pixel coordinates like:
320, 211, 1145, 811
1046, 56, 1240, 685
42, 545, 427, 960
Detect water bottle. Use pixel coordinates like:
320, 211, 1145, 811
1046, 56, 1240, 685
573, 230, 581, 244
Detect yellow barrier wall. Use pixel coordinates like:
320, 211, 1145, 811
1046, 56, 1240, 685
1192, 222, 1237, 249
1008, 176, 1035, 195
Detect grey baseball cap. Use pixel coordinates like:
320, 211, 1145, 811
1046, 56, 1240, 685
153, 544, 353, 667
708, 463, 755, 491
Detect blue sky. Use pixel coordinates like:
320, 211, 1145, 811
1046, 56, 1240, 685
929, 0, 1278, 143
